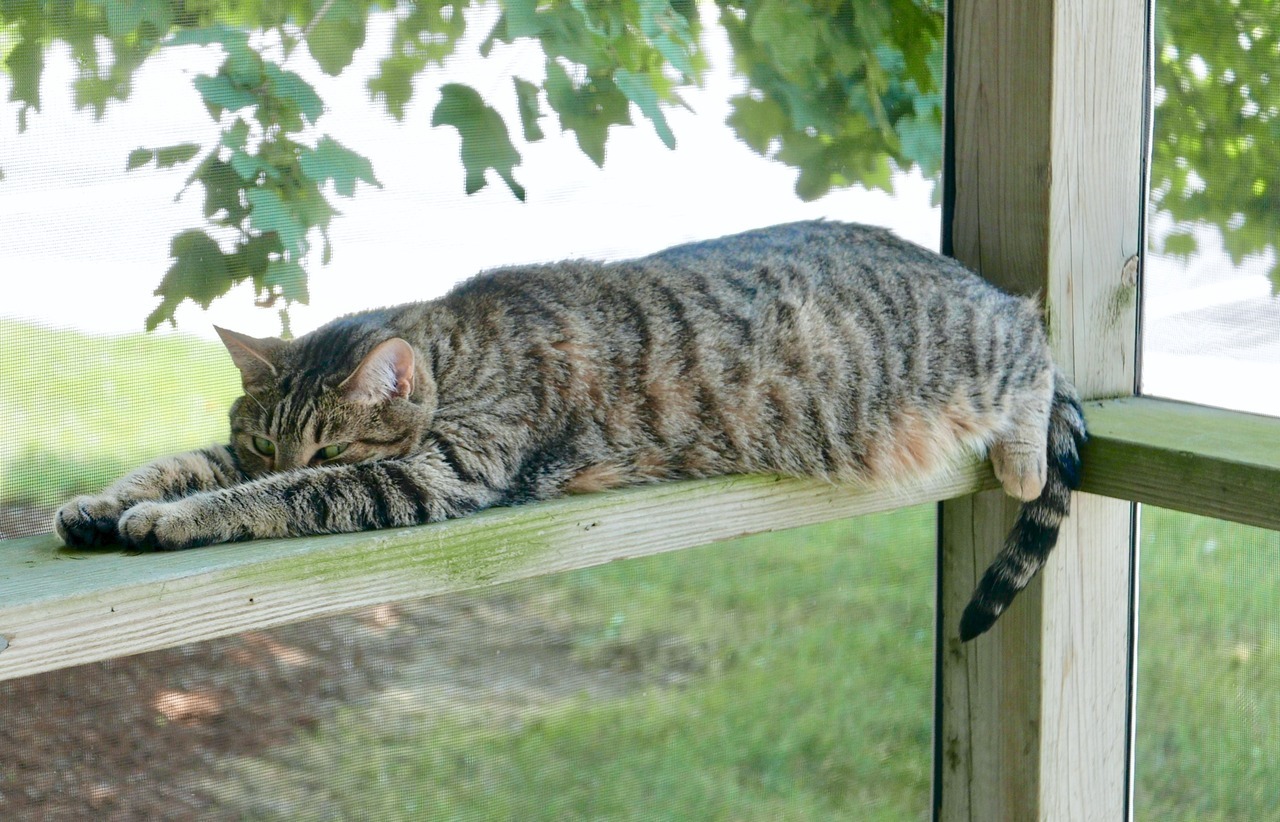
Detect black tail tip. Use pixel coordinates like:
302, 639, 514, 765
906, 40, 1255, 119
959, 602, 999, 642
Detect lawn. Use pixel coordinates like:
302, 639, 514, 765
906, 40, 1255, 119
1134, 507, 1280, 820
0, 319, 240, 506
1, 319, 1275, 820
208, 509, 939, 821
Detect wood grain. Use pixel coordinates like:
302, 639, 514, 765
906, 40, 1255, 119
0, 465, 998, 683
938, 0, 1146, 818
1081, 397, 1280, 530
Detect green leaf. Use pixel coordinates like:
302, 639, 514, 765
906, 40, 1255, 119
543, 61, 631, 167
514, 77, 545, 142
246, 187, 308, 257
263, 63, 324, 125
727, 95, 788, 155
776, 132, 830, 200
369, 2, 466, 119
639, 0, 697, 79
1148, 0, 1280, 275
6, 39, 44, 116
1161, 231, 1198, 258
397, 0, 468, 64
431, 83, 526, 201
480, 12, 509, 56
197, 158, 249, 223
614, 68, 676, 149
126, 148, 155, 171
226, 235, 282, 299
221, 118, 250, 151
103, 0, 171, 38
229, 150, 280, 183
73, 73, 128, 120
146, 230, 231, 330
298, 136, 381, 197
749, 0, 819, 79
894, 100, 942, 177
264, 259, 310, 304
217, 39, 263, 88
1221, 223, 1261, 267
155, 143, 201, 168
290, 187, 340, 235
305, 0, 366, 76
193, 73, 257, 114
166, 25, 250, 49
570, 0, 625, 38
888, 0, 943, 92
368, 53, 424, 121
853, 150, 894, 194
501, 0, 546, 39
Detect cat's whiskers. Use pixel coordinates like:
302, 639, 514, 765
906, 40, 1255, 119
245, 391, 267, 414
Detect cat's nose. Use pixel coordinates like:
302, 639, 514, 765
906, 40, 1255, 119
274, 449, 308, 472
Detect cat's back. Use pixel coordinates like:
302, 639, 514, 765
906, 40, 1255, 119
638, 219, 916, 273
634, 220, 985, 296
438, 220, 1003, 319
364, 220, 1053, 488
418, 220, 1039, 380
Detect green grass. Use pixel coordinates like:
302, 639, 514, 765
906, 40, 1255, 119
3, 321, 1278, 819
1134, 507, 1280, 821
222, 511, 939, 821
0, 319, 240, 505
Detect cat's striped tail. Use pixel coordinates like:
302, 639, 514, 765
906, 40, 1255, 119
959, 373, 1088, 641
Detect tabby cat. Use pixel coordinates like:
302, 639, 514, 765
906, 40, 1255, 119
55, 221, 1085, 640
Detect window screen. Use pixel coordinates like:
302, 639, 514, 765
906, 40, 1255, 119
1135, 0, 1280, 817
1, 2, 944, 818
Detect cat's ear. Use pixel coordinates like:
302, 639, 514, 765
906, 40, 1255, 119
215, 326, 284, 390
339, 338, 416, 403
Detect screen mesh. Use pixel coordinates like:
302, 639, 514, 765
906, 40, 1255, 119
0, 2, 942, 818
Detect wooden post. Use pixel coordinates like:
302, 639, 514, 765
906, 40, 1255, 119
936, 0, 1146, 819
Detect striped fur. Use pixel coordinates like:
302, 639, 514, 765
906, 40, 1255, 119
54, 221, 1085, 639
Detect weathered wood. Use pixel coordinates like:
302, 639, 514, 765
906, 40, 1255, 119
1081, 397, 1280, 530
938, 0, 1145, 818
2, 391, 1271, 687
0, 464, 998, 683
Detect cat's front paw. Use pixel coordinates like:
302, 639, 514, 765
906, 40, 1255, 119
117, 500, 220, 551
55, 494, 129, 547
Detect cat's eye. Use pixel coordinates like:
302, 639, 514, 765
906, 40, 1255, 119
316, 443, 349, 461
251, 436, 276, 457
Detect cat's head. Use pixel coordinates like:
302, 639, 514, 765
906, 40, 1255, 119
215, 326, 436, 476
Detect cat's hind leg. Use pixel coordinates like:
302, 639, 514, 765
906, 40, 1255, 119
988, 377, 1054, 502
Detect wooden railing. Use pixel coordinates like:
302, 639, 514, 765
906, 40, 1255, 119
4, 397, 1276, 682
0, 453, 996, 682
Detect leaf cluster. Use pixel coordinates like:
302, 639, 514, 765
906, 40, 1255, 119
721, 0, 943, 201
143, 24, 381, 330
2, 0, 949, 328
1150, 0, 1280, 292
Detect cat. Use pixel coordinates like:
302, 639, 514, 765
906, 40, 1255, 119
54, 220, 1086, 641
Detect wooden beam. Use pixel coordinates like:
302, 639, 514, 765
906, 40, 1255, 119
1081, 397, 1280, 531
937, 0, 1146, 818
2, 391, 1268, 685
0, 464, 998, 683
